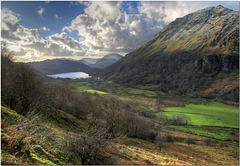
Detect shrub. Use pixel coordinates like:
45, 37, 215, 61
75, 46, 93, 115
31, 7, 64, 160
184, 137, 196, 145
168, 114, 191, 125
149, 132, 158, 143
166, 135, 174, 143
203, 138, 214, 146
61, 127, 119, 165
155, 134, 167, 151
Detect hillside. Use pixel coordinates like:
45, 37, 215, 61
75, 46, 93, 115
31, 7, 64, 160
2, 104, 239, 165
28, 59, 90, 76
1, 48, 239, 165
79, 58, 100, 66
91, 54, 123, 68
91, 5, 239, 102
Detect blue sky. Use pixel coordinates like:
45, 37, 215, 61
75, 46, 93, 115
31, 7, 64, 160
2, 1, 85, 38
1, 1, 239, 62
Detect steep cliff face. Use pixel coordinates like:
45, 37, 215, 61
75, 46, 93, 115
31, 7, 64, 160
91, 5, 239, 101
195, 54, 239, 73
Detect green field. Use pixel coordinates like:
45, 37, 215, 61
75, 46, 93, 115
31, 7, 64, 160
163, 102, 239, 128
127, 88, 158, 97
169, 126, 237, 141
159, 102, 239, 140
69, 82, 108, 95
116, 87, 163, 97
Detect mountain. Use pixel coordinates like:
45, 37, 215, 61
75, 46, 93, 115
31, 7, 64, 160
90, 54, 123, 68
79, 58, 100, 66
28, 59, 90, 76
91, 5, 239, 101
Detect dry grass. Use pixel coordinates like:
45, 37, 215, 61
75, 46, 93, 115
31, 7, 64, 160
106, 94, 157, 107
201, 74, 239, 94
110, 137, 239, 165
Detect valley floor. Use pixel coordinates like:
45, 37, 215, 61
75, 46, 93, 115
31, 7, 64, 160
2, 77, 239, 165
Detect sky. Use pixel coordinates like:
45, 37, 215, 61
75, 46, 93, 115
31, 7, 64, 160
1, 1, 239, 62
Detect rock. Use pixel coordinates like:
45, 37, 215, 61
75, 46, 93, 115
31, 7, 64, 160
195, 54, 238, 72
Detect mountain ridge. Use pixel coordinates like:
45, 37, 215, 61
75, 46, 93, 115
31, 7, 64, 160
90, 5, 239, 101
28, 59, 90, 76
90, 53, 123, 68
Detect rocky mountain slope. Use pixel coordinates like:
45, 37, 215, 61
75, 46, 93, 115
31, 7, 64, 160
91, 5, 239, 102
28, 59, 90, 76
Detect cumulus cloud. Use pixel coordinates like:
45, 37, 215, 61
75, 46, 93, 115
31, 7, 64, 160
48, 32, 83, 52
63, 1, 167, 56
40, 26, 50, 31
37, 7, 45, 17
2, 8, 41, 44
1, 8, 20, 31
1, 8, 86, 62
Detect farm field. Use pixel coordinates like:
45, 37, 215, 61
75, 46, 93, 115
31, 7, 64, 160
67, 78, 164, 97
64, 78, 239, 142
163, 102, 239, 128
68, 81, 108, 95
117, 88, 159, 97
168, 126, 238, 141
156, 102, 239, 141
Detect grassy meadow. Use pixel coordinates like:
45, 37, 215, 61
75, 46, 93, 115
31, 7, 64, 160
68, 81, 108, 95
156, 102, 239, 141
163, 102, 239, 128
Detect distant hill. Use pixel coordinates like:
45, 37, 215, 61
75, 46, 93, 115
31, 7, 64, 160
90, 54, 123, 68
91, 5, 239, 101
28, 59, 90, 76
79, 58, 100, 66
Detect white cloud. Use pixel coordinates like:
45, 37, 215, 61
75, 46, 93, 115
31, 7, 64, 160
69, 1, 90, 7
37, 7, 45, 17
1, 8, 42, 44
63, 1, 166, 56
55, 14, 62, 20
48, 32, 83, 52
1, 8, 86, 62
40, 26, 50, 31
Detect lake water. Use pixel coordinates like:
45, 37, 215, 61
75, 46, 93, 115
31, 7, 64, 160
47, 72, 91, 79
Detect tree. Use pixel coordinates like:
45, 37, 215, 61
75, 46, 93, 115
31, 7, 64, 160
1, 46, 43, 114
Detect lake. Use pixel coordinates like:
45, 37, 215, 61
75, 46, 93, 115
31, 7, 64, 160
47, 72, 91, 79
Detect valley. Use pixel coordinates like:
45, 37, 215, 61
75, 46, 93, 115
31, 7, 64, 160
61, 77, 239, 143
2, 75, 239, 165
1, 3, 239, 165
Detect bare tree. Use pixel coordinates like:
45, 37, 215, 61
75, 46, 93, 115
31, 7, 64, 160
60, 127, 120, 165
